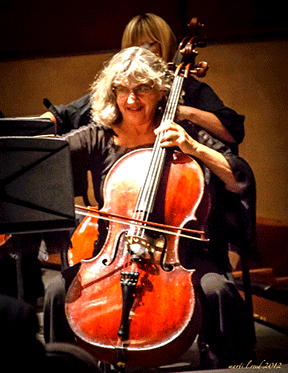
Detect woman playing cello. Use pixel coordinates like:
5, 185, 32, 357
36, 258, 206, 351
44, 47, 256, 369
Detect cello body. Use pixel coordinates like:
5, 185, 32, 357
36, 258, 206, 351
65, 148, 208, 366
68, 214, 99, 267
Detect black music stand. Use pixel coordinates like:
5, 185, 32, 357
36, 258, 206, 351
0, 117, 55, 136
0, 136, 76, 299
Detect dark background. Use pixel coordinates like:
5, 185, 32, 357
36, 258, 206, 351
0, 0, 287, 60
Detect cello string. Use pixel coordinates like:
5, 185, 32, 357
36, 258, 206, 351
144, 75, 184, 215
133, 75, 183, 218
132, 75, 183, 237
124, 61, 186, 271
130, 74, 185, 239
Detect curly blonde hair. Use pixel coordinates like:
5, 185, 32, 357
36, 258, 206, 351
91, 47, 173, 127
121, 13, 177, 63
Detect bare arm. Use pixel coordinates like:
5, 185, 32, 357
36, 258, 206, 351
177, 105, 236, 144
154, 120, 242, 193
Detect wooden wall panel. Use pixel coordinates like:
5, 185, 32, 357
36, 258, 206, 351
1, 0, 287, 59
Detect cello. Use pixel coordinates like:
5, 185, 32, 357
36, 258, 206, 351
65, 18, 210, 368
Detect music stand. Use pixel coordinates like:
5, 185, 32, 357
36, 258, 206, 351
0, 117, 55, 136
0, 136, 76, 299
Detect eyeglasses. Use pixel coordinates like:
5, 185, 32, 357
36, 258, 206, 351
112, 83, 154, 98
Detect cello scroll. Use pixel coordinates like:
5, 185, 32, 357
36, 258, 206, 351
168, 17, 209, 77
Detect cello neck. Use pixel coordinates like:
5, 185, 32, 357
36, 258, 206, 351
161, 74, 184, 124
133, 17, 209, 223
134, 73, 185, 217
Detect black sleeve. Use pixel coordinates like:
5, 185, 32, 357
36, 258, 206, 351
45, 93, 92, 135
224, 153, 257, 255
198, 129, 257, 255
183, 78, 245, 145
61, 123, 100, 197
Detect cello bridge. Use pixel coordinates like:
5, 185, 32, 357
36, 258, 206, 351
125, 235, 152, 261
125, 234, 165, 261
